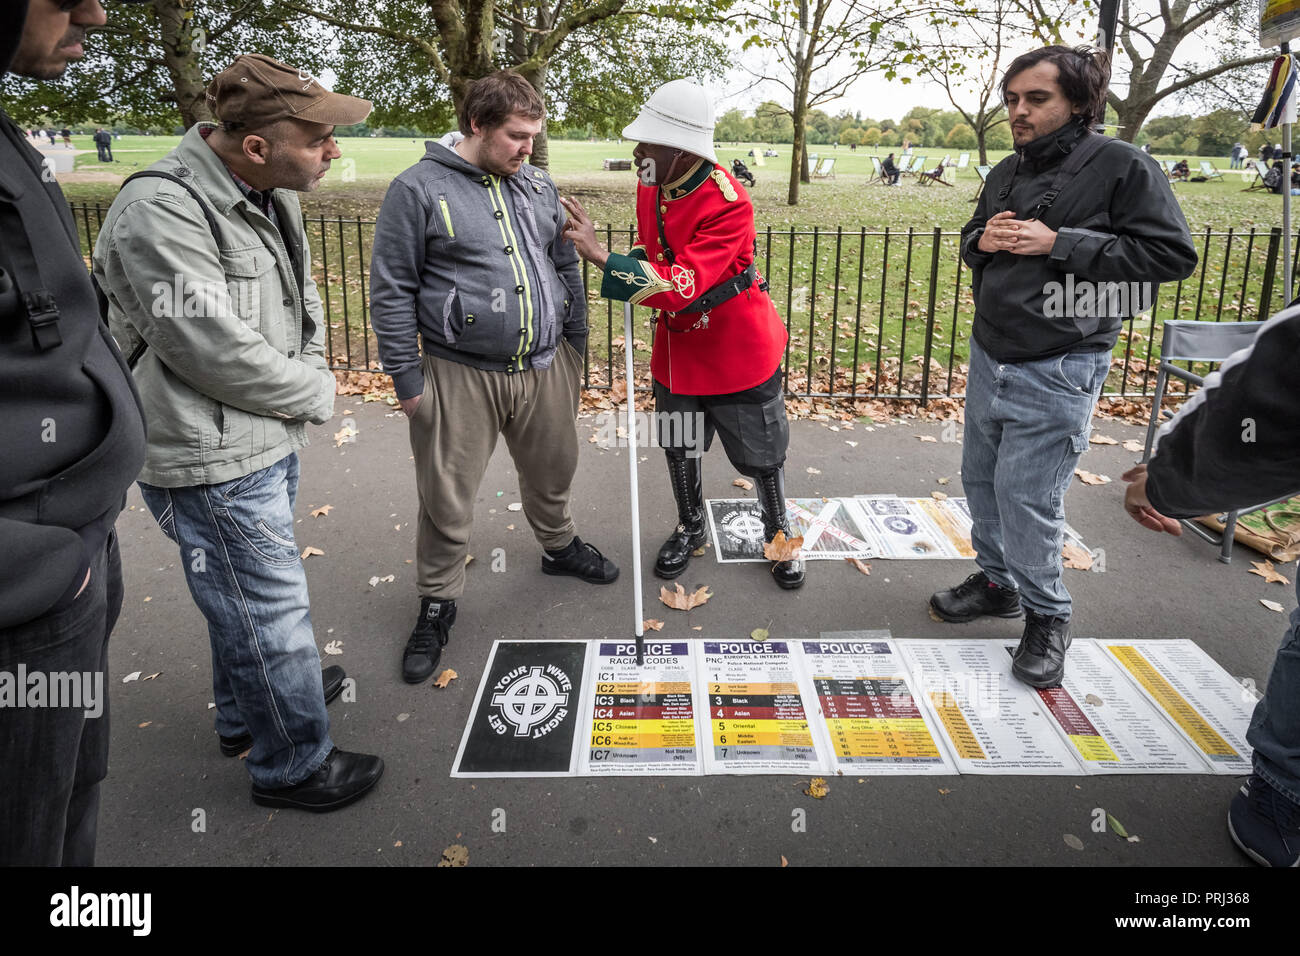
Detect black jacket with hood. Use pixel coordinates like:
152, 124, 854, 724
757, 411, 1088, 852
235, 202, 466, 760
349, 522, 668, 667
961, 117, 1198, 363
0, 0, 147, 629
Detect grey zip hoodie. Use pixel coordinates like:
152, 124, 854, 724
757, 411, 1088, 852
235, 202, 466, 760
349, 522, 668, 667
369, 140, 587, 399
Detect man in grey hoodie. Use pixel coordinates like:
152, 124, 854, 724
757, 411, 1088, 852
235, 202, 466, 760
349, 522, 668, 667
370, 70, 617, 685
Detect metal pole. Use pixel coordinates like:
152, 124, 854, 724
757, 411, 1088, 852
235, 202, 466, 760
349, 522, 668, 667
623, 302, 645, 665
1284, 42, 1293, 305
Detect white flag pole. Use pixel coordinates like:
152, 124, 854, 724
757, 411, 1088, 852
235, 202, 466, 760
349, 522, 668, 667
623, 302, 645, 665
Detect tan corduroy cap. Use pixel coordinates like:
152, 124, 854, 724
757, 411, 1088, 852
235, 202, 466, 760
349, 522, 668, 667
206, 54, 372, 130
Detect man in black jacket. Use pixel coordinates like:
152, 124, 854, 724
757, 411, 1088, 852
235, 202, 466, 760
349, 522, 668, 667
0, 0, 149, 865
929, 45, 1197, 688
1123, 305, 1300, 867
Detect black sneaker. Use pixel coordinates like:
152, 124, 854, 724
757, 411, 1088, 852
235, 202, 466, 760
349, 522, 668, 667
251, 747, 384, 813
402, 597, 456, 684
219, 665, 347, 756
930, 571, 1022, 623
541, 535, 619, 584
1228, 774, 1300, 867
1011, 609, 1071, 687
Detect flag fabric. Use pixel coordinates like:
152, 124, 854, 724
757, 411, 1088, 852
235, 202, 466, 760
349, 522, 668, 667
1252, 54, 1299, 130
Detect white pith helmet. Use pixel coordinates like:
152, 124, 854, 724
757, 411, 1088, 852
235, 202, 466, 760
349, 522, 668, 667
622, 79, 717, 164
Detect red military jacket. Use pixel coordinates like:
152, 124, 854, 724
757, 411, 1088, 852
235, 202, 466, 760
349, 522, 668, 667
599, 159, 787, 395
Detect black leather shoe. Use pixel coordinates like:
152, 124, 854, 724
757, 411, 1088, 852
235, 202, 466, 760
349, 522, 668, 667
1011, 610, 1072, 688
929, 571, 1022, 623
219, 665, 348, 756
542, 535, 619, 584
250, 747, 384, 812
756, 468, 805, 590
655, 454, 707, 579
403, 597, 456, 684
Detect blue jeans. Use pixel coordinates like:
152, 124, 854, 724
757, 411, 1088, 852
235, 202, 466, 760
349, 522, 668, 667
0, 530, 120, 865
138, 453, 333, 789
1247, 575, 1300, 805
961, 338, 1111, 618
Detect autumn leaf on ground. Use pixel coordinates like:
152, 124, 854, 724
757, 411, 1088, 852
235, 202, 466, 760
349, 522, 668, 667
1249, 560, 1290, 585
732, 477, 753, 491
750, 627, 770, 640
122, 671, 141, 683
659, 583, 713, 611
781, 855, 789, 867
323, 640, 343, 655
142, 672, 162, 681
804, 778, 829, 799
368, 574, 396, 587
642, 618, 665, 631
691, 546, 707, 556
438, 844, 469, 867
1261, 599, 1286, 613
1074, 469, 1110, 485
333, 424, 357, 447
310, 504, 333, 518
806, 466, 821, 475
1063, 834, 1085, 851
138, 721, 152, 728
1122, 439, 1145, 453
937, 477, 950, 485
845, 556, 871, 575
301, 546, 325, 560
763, 530, 803, 561
609, 380, 627, 404
433, 668, 458, 689
916, 435, 938, 443
931, 491, 948, 500
1089, 434, 1119, 445
1062, 542, 1094, 570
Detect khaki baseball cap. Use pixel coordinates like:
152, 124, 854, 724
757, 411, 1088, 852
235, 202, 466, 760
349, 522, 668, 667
206, 54, 372, 130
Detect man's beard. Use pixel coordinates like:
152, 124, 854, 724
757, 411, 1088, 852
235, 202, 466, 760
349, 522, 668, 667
19, 27, 86, 80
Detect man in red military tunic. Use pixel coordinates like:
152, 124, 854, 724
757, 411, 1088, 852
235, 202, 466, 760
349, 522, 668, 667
561, 79, 804, 589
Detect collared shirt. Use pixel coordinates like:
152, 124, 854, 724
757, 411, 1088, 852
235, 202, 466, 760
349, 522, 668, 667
198, 124, 279, 229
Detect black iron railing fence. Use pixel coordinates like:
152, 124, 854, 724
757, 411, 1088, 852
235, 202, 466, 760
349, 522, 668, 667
70, 202, 1295, 403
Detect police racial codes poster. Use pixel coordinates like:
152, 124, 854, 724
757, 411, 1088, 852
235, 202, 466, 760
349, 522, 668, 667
578, 641, 705, 776
451, 641, 589, 777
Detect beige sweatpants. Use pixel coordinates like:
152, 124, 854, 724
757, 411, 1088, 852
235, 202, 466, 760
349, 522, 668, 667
408, 340, 583, 599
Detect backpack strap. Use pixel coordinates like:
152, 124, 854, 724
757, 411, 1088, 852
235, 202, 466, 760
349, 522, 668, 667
99, 169, 223, 369
1027, 131, 1112, 221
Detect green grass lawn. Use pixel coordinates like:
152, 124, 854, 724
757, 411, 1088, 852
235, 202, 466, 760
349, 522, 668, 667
58, 135, 1290, 397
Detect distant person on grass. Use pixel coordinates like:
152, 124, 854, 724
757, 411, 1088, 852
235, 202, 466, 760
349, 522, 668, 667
930, 44, 1196, 689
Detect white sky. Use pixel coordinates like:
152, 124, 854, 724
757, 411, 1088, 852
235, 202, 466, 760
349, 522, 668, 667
702, 1, 1262, 122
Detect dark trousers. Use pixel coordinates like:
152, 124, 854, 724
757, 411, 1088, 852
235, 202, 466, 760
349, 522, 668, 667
96, 144, 113, 162
0, 530, 121, 866
652, 367, 789, 476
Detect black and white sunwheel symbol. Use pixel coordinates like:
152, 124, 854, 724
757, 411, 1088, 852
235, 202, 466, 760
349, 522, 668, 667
722, 511, 766, 543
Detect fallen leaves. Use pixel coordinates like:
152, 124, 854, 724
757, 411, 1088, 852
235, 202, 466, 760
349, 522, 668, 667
750, 627, 770, 641
1106, 812, 1129, 839
1063, 834, 1085, 851
301, 546, 325, 560
780, 855, 789, 867
1122, 439, 1145, 453
642, 618, 665, 631
333, 424, 358, 447
323, 640, 343, 655
806, 466, 821, 475
310, 504, 333, 518
937, 477, 950, 485
1249, 560, 1291, 585
660, 583, 713, 611
732, 477, 754, 491
1089, 434, 1118, 445
804, 778, 829, 799
1074, 469, 1111, 485
1261, 599, 1286, 613
368, 574, 396, 587
916, 435, 938, 443
1062, 542, 1094, 571
143, 672, 161, 681
138, 721, 152, 728
845, 556, 872, 576
506, 502, 523, 512
763, 530, 803, 561
438, 844, 469, 867
433, 669, 458, 689
122, 671, 141, 684
930, 491, 948, 501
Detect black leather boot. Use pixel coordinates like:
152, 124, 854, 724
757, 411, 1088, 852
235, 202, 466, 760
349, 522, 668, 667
1011, 610, 1071, 688
756, 467, 805, 590
655, 454, 707, 579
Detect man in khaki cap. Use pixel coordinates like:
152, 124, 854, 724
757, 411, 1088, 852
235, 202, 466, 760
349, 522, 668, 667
94, 54, 384, 813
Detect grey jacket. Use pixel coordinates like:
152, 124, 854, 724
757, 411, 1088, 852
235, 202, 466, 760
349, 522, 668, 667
94, 124, 335, 487
369, 141, 587, 400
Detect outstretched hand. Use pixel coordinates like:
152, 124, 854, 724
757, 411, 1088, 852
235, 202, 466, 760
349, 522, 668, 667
1121, 465, 1182, 535
559, 196, 608, 267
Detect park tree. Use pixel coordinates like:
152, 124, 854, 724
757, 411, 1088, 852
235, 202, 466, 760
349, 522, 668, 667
735, 0, 911, 205
839, 127, 864, 145
862, 126, 883, 145
1015, 0, 1273, 143
946, 122, 977, 149
286, 0, 730, 170
1192, 108, 1250, 157
754, 99, 796, 142
0, 0, 329, 130
716, 108, 754, 142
